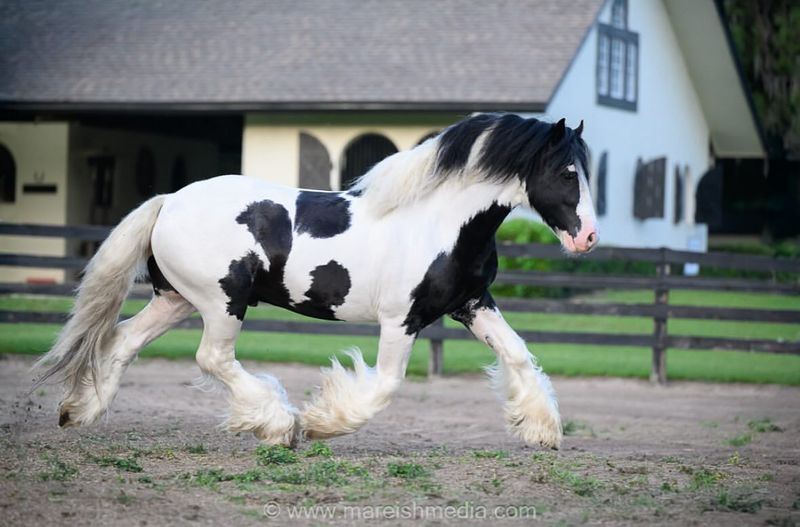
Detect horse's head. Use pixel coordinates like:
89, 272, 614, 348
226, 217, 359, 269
522, 118, 598, 254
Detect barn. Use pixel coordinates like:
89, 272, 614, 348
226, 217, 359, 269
0, 0, 763, 283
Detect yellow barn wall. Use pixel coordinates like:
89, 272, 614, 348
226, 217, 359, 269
0, 122, 70, 283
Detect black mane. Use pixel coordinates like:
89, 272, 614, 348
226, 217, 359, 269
435, 114, 588, 183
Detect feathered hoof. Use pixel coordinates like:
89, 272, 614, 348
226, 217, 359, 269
58, 409, 72, 428
251, 415, 301, 448
300, 349, 396, 439
57, 395, 106, 428
508, 412, 563, 450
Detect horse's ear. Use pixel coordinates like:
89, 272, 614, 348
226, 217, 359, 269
551, 118, 567, 142
576, 119, 584, 137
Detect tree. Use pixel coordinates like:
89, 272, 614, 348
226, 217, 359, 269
724, 0, 800, 158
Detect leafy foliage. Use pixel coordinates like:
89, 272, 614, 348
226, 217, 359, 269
724, 0, 800, 156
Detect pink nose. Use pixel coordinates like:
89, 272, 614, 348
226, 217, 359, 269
575, 230, 598, 252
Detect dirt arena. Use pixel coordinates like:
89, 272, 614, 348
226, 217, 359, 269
1, 355, 798, 526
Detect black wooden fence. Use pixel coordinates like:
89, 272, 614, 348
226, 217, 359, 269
1, 222, 799, 384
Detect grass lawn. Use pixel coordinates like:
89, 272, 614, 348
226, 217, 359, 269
1, 291, 798, 385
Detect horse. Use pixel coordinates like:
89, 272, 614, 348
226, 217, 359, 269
34, 113, 597, 449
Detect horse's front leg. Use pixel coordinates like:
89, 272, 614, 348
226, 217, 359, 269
301, 321, 414, 438
453, 293, 562, 449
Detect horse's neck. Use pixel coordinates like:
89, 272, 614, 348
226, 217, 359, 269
411, 178, 522, 239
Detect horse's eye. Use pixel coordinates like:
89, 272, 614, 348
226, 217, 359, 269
563, 170, 577, 180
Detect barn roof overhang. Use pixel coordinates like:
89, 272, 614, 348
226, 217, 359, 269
664, 0, 765, 158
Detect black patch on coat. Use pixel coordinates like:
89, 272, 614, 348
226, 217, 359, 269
220, 200, 294, 319
219, 252, 264, 320
402, 203, 511, 335
292, 260, 352, 320
449, 291, 497, 328
147, 255, 176, 296
348, 188, 363, 197
294, 192, 351, 238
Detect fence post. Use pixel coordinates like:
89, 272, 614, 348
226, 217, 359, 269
651, 249, 670, 385
428, 317, 444, 378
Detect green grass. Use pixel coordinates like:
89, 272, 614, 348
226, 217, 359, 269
387, 462, 428, 479
2, 291, 799, 385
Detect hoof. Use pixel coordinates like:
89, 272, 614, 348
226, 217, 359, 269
58, 409, 71, 428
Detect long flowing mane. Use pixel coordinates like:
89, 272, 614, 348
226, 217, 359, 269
349, 113, 589, 215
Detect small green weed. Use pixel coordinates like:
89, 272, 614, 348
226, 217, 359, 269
38, 458, 78, 481
185, 444, 207, 454
192, 468, 232, 487
549, 467, 601, 497
302, 441, 333, 458
689, 468, 722, 490
94, 455, 143, 473
748, 418, 783, 433
714, 489, 764, 513
387, 462, 428, 479
726, 433, 753, 447
473, 450, 509, 459
255, 445, 297, 466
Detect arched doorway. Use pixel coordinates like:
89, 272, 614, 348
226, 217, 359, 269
695, 165, 723, 229
0, 143, 16, 203
299, 132, 332, 190
340, 134, 398, 190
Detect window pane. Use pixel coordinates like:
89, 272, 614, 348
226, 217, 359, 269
625, 42, 637, 102
610, 38, 624, 99
597, 35, 609, 96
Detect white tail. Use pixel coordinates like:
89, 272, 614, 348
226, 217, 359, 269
33, 195, 167, 398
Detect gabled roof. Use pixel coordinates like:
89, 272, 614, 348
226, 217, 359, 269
0, 0, 604, 112
664, 0, 764, 157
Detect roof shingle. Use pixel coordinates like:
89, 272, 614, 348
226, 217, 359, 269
0, 0, 604, 110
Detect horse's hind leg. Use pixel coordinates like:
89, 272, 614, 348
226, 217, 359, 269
59, 291, 195, 426
194, 310, 299, 446
302, 322, 414, 438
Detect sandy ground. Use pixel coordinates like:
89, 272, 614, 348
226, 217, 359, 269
1, 354, 799, 526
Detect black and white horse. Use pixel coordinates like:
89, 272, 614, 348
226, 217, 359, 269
36, 114, 597, 449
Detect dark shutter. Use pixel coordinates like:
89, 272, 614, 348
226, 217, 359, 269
136, 147, 157, 197
298, 132, 332, 190
171, 156, 188, 192
596, 151, 608, 216
633, 157, 666, 220
673, 165, 684, 224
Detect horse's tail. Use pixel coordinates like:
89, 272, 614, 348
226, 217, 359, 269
33, 195, 167, 392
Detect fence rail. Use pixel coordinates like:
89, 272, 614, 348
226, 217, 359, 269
2, 222, 799, 383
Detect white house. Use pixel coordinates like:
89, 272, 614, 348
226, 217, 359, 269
0, 0, 763, 283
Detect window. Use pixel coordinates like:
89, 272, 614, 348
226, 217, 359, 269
340, 134, 398, 190
0, 143, 16, 203
596, 0, 638, 111
298, 132, 332, 190
596, 151, 608, 216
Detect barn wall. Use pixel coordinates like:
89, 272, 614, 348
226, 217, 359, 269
243, 114, 453, 190
544, 0, 710, 250
0, 121, 69, 283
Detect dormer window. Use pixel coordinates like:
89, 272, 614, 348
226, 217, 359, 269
597, 0, 638, 111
